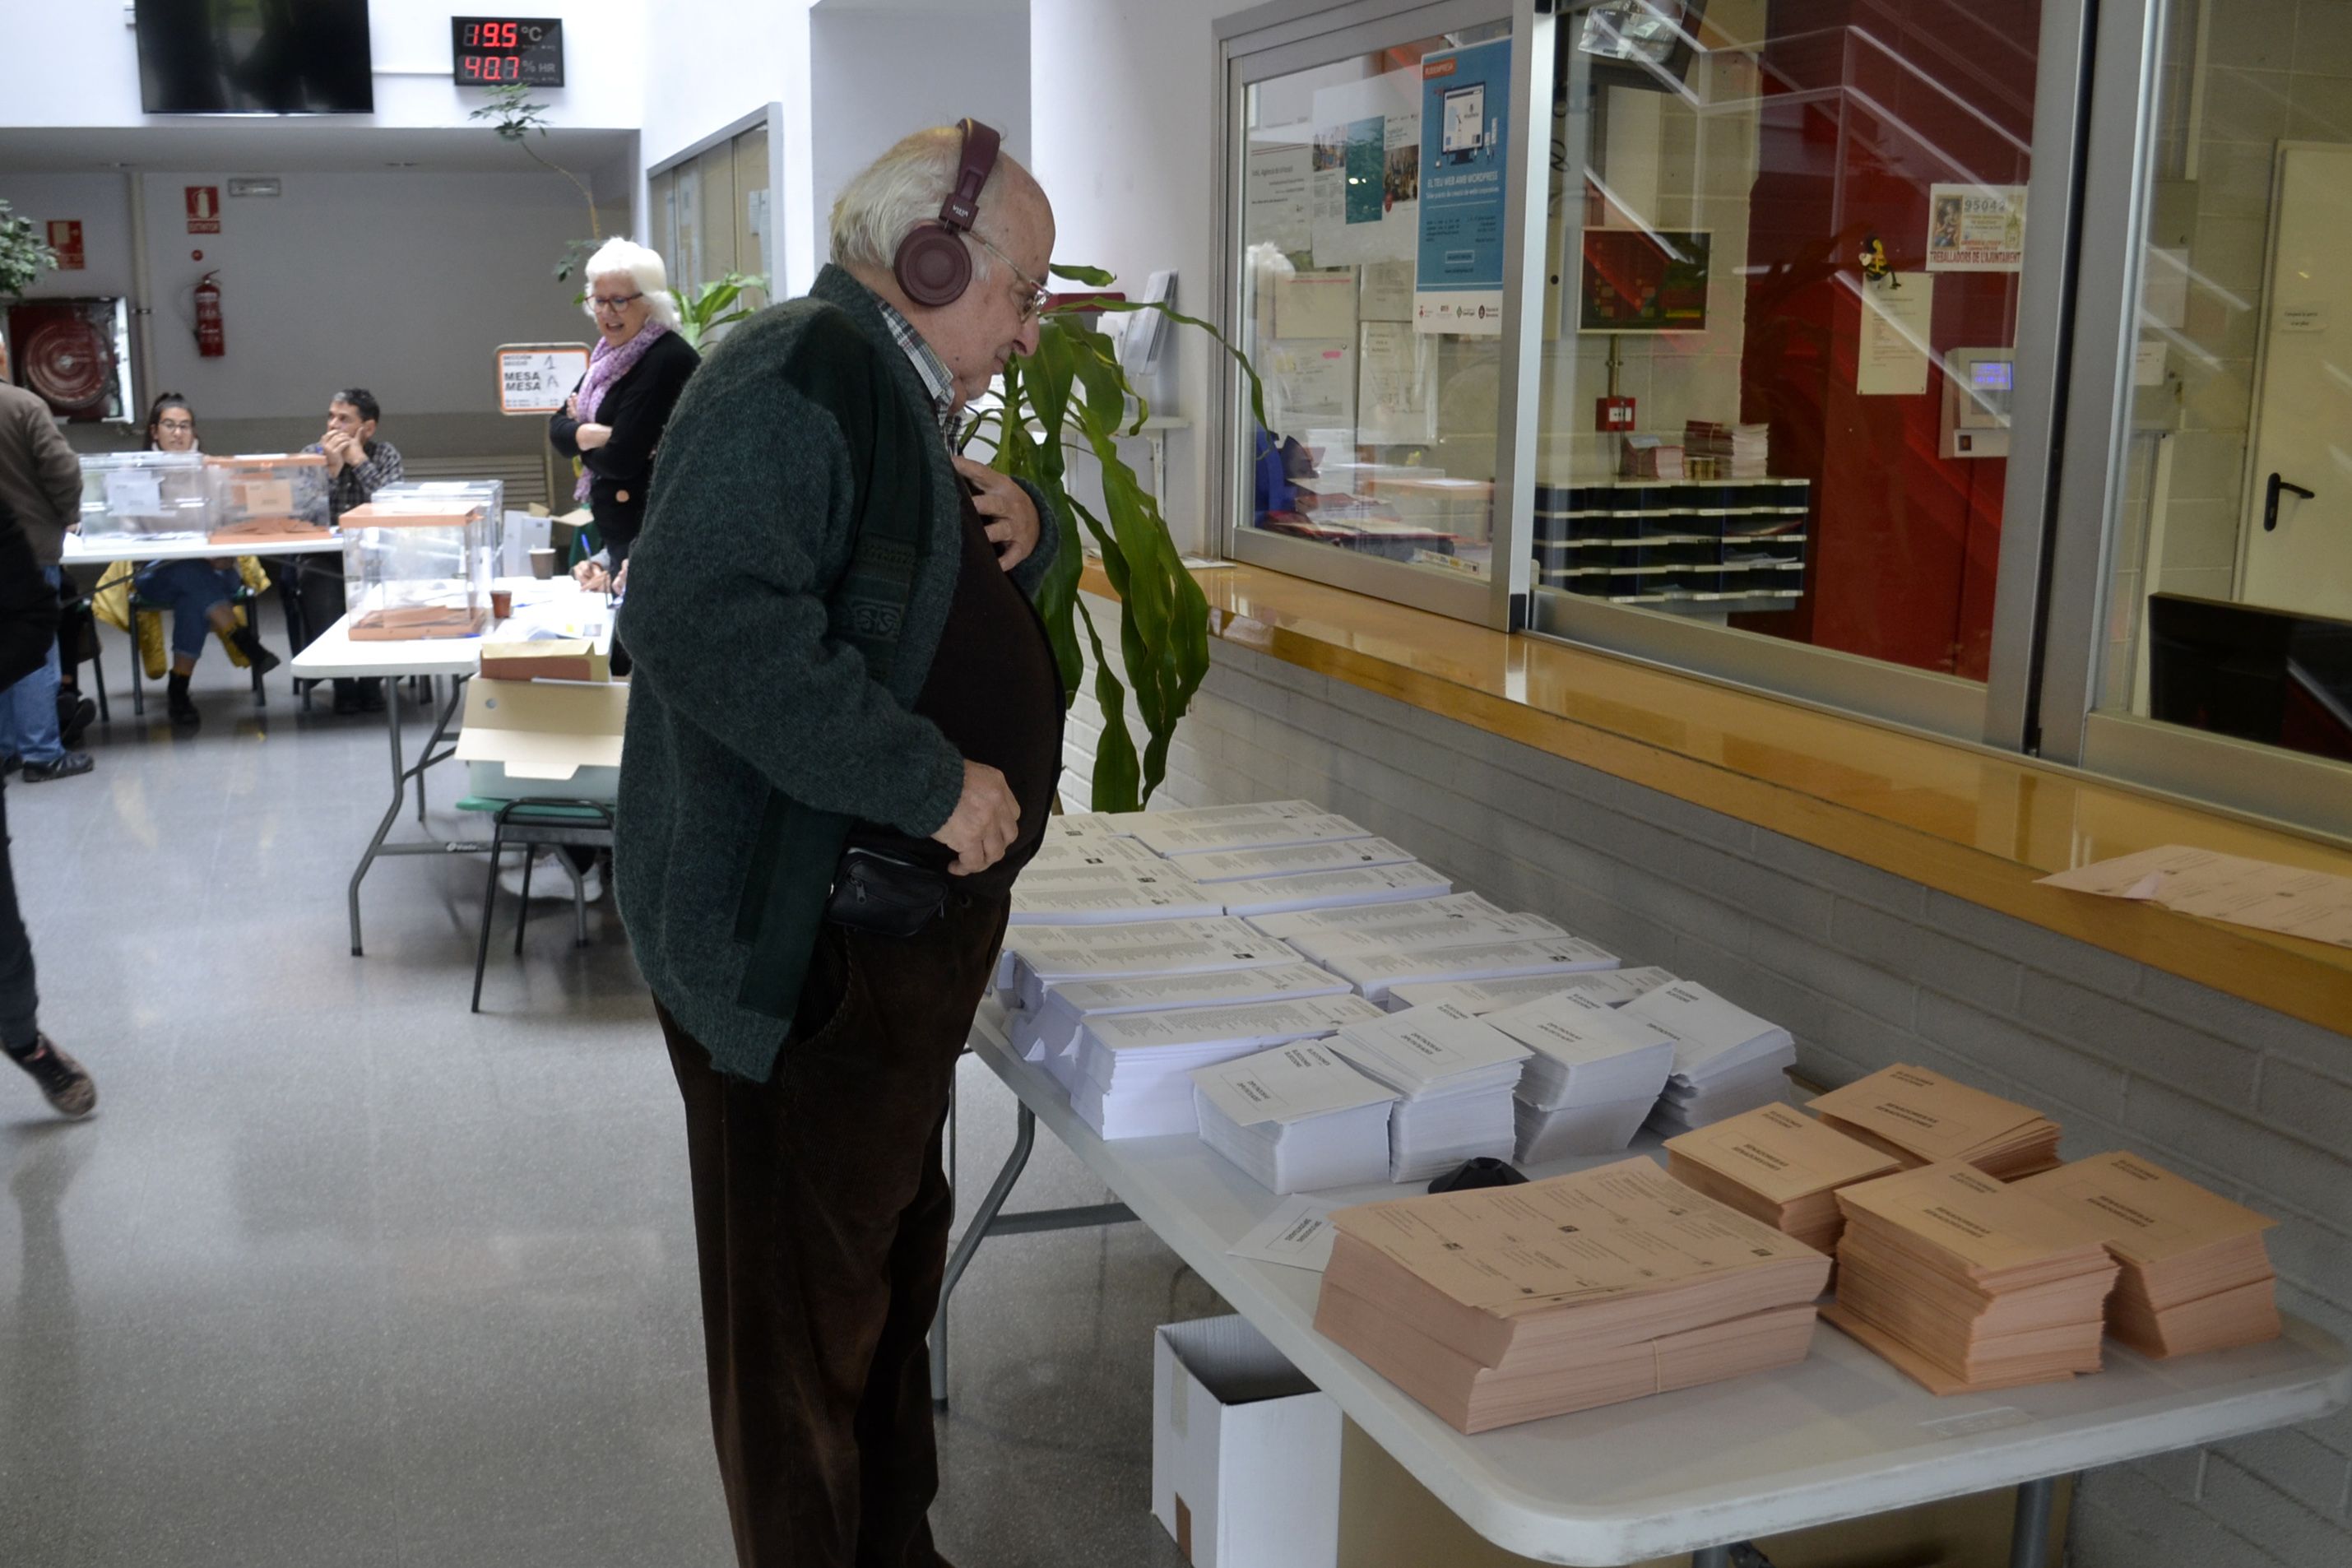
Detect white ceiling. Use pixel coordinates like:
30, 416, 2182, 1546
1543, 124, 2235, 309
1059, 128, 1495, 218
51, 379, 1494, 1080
0, 123, 637, 176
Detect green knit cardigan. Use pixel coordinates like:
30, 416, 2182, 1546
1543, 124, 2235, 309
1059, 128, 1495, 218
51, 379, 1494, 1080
615, 264, 1060, 1080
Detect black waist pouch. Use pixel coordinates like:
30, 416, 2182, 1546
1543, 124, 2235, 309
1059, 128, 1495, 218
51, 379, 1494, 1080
823, 841, 952, 937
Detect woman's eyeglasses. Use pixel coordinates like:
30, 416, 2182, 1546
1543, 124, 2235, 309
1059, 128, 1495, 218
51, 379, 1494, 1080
590, 292, 644, 316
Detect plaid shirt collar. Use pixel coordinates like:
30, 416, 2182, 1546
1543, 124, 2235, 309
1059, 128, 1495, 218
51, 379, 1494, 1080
873, 297, 960, 447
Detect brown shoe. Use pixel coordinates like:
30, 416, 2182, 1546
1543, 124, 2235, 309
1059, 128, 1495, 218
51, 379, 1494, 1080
11, 1034, 96, 1118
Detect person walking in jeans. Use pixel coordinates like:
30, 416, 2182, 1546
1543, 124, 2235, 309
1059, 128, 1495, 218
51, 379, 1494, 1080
0, 494, 95, 1116
0, 339, 93, 781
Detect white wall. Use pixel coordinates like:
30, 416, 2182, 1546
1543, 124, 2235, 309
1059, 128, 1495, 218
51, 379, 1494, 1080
640, 2, 815, 293
1030, 0, 1251, 551
5, 167, 595, 429
807, 2, 1032, 267
3, 0, 643, 130
2, 174, 138, 301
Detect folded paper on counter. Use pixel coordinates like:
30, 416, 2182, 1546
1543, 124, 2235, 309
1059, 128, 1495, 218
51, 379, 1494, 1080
2037, 844, 2352, 949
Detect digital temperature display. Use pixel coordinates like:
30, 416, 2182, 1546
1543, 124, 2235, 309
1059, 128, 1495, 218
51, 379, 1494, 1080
452, 17, 564, 87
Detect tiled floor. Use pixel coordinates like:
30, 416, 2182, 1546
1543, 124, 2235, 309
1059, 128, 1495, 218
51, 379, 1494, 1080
0, 637, 1213, 1567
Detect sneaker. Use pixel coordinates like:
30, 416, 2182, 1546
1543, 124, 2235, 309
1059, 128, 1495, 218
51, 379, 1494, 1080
58, 695, 95, 749
9, 1035, 96, 1118
20, 752, 93, 782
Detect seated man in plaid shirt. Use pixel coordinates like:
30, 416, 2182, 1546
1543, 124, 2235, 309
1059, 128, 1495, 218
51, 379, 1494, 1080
300, 387, 405, 713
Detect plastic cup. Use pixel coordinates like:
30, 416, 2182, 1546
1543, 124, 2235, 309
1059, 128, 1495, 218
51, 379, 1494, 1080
529, 547, 555, 580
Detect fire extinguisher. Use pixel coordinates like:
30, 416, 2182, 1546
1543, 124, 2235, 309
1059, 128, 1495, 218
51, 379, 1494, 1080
194, 271, 225, 359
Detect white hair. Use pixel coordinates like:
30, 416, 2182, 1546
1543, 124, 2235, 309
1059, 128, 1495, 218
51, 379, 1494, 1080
581, 239, 681, 328
829, 127, 1020, 281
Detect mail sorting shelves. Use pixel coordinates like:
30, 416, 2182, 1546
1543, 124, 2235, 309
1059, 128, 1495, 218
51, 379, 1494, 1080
1533, 479, 1811, 614
931, 1002, 2349, 1568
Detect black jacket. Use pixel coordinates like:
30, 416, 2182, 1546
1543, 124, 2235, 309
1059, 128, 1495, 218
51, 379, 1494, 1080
0, 497, 60, 691
548, 330, 700, 561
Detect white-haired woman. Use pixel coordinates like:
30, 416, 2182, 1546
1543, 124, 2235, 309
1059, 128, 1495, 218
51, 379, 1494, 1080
549, 239, 701, 569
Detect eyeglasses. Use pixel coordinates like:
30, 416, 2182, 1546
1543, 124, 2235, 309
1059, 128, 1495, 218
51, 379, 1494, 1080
968, 232, 1050, 321
155, 418, 195, 431
590, 291, 644, 316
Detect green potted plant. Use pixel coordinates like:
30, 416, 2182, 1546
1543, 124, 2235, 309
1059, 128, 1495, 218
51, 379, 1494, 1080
673, 271, 766, 350
468, 82, 602, 283
0, 199, 60, 303
975, 266, 1265, 812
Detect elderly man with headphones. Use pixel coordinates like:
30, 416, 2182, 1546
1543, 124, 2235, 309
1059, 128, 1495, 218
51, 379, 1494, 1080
615, 120, 1062, 1566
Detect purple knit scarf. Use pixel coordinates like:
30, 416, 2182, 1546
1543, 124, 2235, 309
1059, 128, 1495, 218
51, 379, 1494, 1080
573, 319, 670, 501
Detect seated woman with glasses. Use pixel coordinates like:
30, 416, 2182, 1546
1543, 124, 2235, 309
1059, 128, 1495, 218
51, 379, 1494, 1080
126, 394, 280, 728
550, 240, 701, 574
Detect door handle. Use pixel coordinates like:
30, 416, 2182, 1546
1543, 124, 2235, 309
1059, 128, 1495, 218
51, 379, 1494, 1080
2265, 472, 2316, 531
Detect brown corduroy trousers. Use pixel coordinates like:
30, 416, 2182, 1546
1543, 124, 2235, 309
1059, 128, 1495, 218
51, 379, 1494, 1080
660, 891, 1009, 1568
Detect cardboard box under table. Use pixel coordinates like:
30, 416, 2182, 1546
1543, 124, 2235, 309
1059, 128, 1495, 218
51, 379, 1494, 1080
1154, 1315, 1341, 1568
455, 678, 626, 804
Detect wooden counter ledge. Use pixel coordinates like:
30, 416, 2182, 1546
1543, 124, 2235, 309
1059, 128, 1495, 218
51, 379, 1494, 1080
1080, 560, 2352, 1037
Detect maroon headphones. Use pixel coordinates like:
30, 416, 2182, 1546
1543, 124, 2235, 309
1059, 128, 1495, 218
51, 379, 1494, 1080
892, 118, 1004, 308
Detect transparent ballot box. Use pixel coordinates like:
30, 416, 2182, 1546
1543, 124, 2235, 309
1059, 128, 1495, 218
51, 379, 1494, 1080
338, 502, 491, 640
205, 453, 332, 540
78, 452, 212, 539
373, 480, 508, 583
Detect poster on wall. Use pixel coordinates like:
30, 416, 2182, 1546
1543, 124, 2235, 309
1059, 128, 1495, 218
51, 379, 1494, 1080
1264, 339, 1357, 432
1357, 321, 1438, 443
1246, 141, 1314, 253
1857, 274, 1936, 396
1579, 230, 1710, 332
1925, 184, 2026, 272
1413, 37, 1513, 336
1307, 67, 1422, 267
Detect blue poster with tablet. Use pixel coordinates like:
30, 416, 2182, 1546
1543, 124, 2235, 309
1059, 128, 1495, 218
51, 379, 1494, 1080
1413, 37, 1512, 335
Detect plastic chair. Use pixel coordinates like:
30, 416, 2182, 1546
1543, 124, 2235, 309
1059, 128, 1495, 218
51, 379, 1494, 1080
125, 585, 269, 717
460, 795, 619, 1012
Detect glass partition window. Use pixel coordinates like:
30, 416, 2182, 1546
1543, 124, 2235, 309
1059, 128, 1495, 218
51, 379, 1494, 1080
2095, 0, 2352, 770
1236, 20, 1513, 590
1532, 1, 2044, 682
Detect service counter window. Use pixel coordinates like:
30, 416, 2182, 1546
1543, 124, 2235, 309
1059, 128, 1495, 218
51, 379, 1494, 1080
1220, 2, 2074, 742
2056, 0, 2352, 833
1231, 12, 1517, 622
1528, 2, 2053, 729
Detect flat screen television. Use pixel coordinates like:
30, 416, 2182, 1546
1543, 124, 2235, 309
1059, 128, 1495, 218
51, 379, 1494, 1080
137, 0, 373, 115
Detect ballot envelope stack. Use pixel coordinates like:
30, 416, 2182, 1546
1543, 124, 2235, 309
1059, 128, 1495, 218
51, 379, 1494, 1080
2016, 1152, 2282, 1358
1619, 981, 1798, 1136
1482, 990, 1679, 1162
1822, 1162, 2120, 1394
1314, 1159, 1833, 1432
1191, 1041, 1401, 1192
1807, 1064, 2062, 1181
1325, 1005, 1531, 1181
1664, 1104, 1902, 1255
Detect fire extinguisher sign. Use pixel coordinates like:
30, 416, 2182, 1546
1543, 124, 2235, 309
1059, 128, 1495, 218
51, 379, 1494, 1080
186, 186, 221, 234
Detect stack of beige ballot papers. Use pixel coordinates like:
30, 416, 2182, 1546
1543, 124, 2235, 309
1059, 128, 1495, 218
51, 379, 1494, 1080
1807, 1064, 2062, 1180
1823, 1162, 2119, 1394
1664, 1104, 1901, 1254
2016, 1152, 2282, 1358
1314, 1158, 1833, 1433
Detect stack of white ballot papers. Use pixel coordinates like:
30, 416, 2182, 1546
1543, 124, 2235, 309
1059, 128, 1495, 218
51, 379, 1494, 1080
1284, 911, 1570, 966
1383, 966, 1677, 1015
1136, 814, 1373, 858
1071, 994, 1389, 1139
997, 918, 1298, 1011
1482, 990, 1681, 1161
1171, 837, 1419, 882
1007, 876, 1225, 925
1106, 800, 1321, 833
1249, 891, 1505, 939
1621, 981, 1797, 1136
1213, 862, 1454, 918
1192, 1042, 1402, 1193
1327, 1004, 1531, 1182
1020, 834, 1167, 873
1321, 936, 1620, 1004
1013, 961, 1352, 1069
